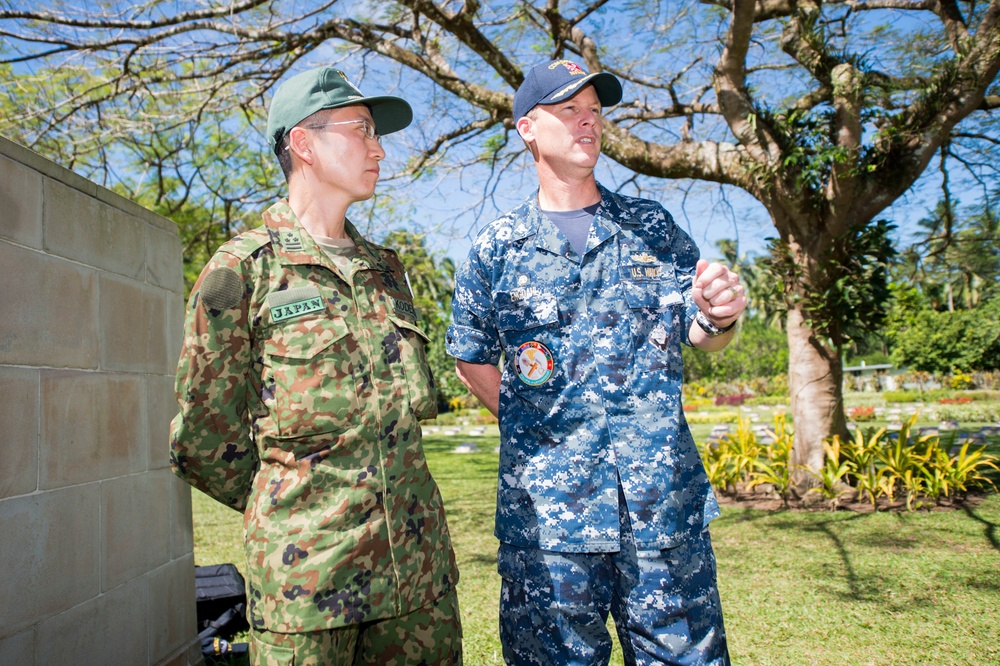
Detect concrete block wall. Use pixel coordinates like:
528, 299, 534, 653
0, 136, 203, 666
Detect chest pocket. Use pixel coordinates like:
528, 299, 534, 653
262, 316, 359, 440
495, 292, 562, 414
620, 272, 684, 373
386, 314, 437, 421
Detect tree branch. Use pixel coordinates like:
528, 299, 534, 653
714, 0, 783, 187
401, 0, 524, 88
0, 0, 276, 30
980, 94, 1000, 110
861, 0, 1000, 219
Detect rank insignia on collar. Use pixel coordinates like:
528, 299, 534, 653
279, 230, 304, 252
515, 341, 554, 386
631, 252, 658, 264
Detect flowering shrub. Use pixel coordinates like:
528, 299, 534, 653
682, 382, 710, 401
971, 371, 1000, 390
683, 398, 714, 412
938, 396, 973, 405
848, 405, 876, 422
472, 408, 498, 425
934, 403, 1000, 423
715, 394, 753, 407
686, 411, 740, 424
949, 372, 975, 390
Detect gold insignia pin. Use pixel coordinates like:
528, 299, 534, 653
631, 252, 657, 264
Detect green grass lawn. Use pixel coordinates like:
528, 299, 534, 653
193, 425, 1000, 665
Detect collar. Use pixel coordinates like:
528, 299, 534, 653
261, 200, 390, 278
509, 183, 633, 256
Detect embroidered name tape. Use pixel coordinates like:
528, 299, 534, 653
629, 265, 662, 279
394, 299, 418, 319
268, 285, 325, 322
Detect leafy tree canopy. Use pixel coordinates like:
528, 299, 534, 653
888, 295, 1000, 373
896, 196, 1000, 311
2, 1, 997, 234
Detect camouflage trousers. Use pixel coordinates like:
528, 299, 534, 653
249, 588, 462, 666
498, 504, 728, 665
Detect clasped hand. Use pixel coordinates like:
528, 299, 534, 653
691, 259, 747, 328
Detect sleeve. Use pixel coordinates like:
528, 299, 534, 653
665, 209, 701, 347
446, 244, 502, 366
169, 250, 259, 511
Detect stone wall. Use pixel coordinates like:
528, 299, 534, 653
0, 136, 202, 665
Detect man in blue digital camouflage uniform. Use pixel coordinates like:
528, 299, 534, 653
446, 60, 747, 665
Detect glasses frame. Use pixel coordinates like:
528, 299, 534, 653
303, 118, 381, 144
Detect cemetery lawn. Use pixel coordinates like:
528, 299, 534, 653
192, 424, 1000, 666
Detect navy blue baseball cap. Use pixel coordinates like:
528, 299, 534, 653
513, 59, 622, 120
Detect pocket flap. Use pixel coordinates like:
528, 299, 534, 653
495, 293, 559, 332
264, 317, 351, 360
621, 279, 683, 310
387, 315, 431, 343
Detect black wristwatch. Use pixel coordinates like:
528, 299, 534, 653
695, 311, 737, 337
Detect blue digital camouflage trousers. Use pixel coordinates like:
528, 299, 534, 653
498, 503, 729, 666
249, 588, 462, 665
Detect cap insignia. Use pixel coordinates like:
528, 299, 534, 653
550, 60, 586, 76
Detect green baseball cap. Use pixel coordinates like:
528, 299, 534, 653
266, 67, 413, 155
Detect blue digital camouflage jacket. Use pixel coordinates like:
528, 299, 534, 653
447, 184, 720, 552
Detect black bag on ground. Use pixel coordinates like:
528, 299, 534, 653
195, 563, 250, 662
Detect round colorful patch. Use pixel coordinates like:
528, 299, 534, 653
514, 341, 554, 386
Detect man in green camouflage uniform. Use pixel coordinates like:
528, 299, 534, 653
170, 67, 461, 665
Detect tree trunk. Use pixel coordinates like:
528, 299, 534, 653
786, 307, 849, 485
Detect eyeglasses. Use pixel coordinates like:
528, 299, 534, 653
304, 118, 381, 144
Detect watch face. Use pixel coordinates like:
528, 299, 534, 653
697, 311, 737, 337
696, 311, 721, 336
694, 310, 719, 335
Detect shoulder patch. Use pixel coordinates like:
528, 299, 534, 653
201, 267, 243, 311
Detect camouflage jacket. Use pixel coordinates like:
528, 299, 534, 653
170, 200, 457, 632
447, 184, 719, 553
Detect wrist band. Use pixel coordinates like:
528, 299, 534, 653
695, 311, 737, 337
